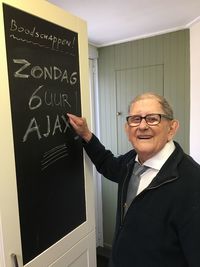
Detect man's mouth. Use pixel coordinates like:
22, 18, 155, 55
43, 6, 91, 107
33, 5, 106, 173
137, 135, 152, 140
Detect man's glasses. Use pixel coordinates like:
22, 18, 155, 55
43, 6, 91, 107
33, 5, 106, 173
126, 113, 173, 127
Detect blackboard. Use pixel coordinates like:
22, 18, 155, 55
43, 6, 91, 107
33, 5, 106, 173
3, 3, 86, 264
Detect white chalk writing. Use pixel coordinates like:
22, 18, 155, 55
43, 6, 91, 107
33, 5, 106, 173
10, 19, 76, 52
23, 114, 70, 142
28, 85, 71, 110
13, 56, 79, 143
41, 144, 68, 170
13, 59, 78, 84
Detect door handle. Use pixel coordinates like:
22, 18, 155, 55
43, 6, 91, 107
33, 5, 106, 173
11, 253, 19, 267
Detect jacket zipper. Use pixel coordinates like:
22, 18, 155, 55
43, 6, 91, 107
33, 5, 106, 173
146, 176, 178, 190
120, 174, 178, 226
120, 164, 131, 226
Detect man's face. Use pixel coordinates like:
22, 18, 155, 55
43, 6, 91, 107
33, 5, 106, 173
125, 97, 179, 163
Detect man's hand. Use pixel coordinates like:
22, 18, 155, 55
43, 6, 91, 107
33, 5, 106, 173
67, 113, 92, 142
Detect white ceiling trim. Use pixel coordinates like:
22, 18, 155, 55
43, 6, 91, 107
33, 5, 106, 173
92, 25, 188, 48
186, 15, 200, 27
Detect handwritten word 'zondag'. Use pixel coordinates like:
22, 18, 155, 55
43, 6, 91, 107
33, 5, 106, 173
23, 114, 70, 142
13, 59, 78, 85
10, 19, 75, 50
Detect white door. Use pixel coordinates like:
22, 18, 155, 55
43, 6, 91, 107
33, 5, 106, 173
0, 1, 96, 266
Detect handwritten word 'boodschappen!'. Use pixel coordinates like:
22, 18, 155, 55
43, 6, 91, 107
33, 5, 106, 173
10, 19, 75, 51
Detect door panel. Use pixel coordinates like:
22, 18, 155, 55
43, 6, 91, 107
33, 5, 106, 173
0, 1, 95, 266
49, 231, 96, 267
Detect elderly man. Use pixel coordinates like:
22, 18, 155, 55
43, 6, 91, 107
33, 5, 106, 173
68, 92, 200, 267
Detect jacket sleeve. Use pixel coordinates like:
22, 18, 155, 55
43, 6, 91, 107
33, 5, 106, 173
83, 134, 129, 183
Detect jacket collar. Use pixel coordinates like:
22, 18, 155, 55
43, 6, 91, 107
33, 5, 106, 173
125, 141, 185, 189
147, 142, 184, 189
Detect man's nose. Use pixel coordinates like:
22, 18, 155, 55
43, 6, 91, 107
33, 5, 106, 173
138, 118, 149, 128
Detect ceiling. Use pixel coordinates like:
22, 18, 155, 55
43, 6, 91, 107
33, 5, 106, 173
48, 0, 200, 47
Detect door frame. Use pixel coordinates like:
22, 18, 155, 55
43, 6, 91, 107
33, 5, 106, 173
88, 46, 103, 247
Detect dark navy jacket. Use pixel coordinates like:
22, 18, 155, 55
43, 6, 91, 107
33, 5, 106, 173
84, 134, 200, 267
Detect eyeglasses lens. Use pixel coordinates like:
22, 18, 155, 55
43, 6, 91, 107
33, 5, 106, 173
127, 114, 161, 126
146, 114, 160, 125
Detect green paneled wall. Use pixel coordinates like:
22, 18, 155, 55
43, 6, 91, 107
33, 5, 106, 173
98, 29, 190, 248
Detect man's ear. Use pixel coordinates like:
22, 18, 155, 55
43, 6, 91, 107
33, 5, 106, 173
168, 119, 179, 141
125, 122, 129, 136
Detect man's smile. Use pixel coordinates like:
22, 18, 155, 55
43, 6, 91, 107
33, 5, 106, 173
137, 135, 152, 139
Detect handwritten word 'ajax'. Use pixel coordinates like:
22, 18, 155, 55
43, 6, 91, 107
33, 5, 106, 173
10, 19, 76, 51
13, 59, 78, 85
23, 114, 70, 142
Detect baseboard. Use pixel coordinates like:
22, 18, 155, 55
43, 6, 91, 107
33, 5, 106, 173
97, 246, 111, 259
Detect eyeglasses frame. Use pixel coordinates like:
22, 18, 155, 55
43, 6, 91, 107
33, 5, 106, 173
126, 113, 173, 127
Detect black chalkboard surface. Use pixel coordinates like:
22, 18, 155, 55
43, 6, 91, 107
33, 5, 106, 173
3, 3, 86, 264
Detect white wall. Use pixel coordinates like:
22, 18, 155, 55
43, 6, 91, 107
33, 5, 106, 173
190, 21, 200, 163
